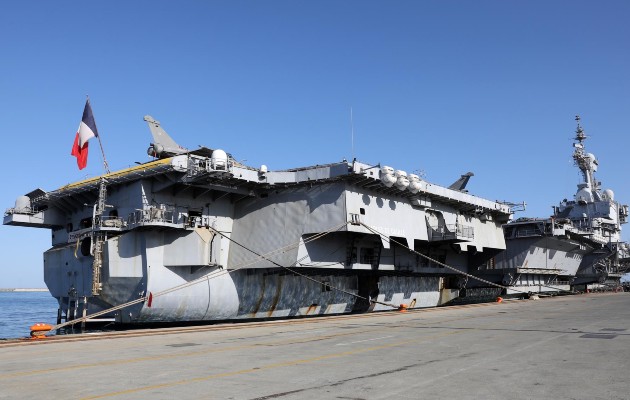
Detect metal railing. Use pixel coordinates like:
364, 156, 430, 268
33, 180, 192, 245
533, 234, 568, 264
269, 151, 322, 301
428, 224, 474, 241
127, 207, 175, 226
186, 155, 234, 179
4, 206, 39, 216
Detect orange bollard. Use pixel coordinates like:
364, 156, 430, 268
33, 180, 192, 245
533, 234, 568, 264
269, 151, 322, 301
29, 323, 52, 339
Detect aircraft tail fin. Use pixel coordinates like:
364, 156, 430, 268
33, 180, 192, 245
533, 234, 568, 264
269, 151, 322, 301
144, 115, 188, 158
448, 172, 474, 191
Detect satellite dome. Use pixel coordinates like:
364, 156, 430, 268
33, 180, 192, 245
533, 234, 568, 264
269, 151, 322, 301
14, 196, 31, 213
576, 188, 594, 204
603, 189, 614, 201
211, 149, 228, 170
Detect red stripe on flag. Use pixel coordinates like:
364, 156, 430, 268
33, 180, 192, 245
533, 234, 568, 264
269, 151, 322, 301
71, 99, 98, 170
70, 132, 89, 170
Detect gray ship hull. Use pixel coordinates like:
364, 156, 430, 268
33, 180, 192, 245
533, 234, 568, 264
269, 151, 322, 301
5, 115, 513, 325
475, 219, 593, 295
39, 178, 504, 324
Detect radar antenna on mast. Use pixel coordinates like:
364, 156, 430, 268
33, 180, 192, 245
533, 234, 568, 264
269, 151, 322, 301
574, 114, 587, 144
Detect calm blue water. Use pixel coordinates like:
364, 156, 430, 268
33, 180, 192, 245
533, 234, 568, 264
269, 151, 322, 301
0, 291, 59, 339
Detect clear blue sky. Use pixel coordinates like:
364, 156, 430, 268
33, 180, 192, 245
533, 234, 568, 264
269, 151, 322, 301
1, 1, 628, 287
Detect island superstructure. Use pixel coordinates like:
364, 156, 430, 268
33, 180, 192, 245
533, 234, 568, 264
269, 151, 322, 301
477, 116, 629, 294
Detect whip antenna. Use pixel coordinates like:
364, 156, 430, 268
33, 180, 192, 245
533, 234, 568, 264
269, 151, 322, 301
350, 107, 355, 161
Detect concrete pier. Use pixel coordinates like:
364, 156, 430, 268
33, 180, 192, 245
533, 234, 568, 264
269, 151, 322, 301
1, 293, 628, 399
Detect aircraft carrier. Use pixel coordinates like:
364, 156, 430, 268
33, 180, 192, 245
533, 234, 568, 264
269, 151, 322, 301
476, 116, 630, 295
3, 112, 513, 327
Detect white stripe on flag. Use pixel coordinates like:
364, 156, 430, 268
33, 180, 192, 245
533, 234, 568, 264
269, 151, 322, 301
78, 121, 96, 147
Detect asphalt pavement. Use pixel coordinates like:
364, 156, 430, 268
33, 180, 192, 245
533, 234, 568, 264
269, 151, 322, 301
1, 292, 628, 400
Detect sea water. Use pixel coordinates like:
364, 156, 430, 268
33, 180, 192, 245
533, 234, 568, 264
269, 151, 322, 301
0, 291, 58, 339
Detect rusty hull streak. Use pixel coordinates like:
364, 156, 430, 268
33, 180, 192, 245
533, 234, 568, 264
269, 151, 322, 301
267, 274, 284, 318
251, 274, 267, 317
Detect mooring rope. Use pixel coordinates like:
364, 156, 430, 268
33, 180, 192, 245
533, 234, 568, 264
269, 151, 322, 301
208, 224, 402, 310
43, 221, 349, 335
359, 222, 530, 295
39, 219, 572, 337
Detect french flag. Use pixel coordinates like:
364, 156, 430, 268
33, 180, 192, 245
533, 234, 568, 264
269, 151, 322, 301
71, 99, 99, 170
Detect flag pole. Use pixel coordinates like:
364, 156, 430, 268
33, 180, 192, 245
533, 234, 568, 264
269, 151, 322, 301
87, 95, 111, 174
96, 133, 111, 174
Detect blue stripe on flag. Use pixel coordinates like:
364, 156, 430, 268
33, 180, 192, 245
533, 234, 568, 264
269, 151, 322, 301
82, 100, 99, 137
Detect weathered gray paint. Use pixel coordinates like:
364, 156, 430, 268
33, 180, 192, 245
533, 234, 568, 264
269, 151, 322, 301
4, 118, 514, 324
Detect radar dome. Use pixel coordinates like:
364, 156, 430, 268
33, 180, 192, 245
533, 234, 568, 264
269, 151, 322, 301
603, 189, 614, 201
211, 149, 228, 170
14, 196, 31, 213
576, 188, 594, 204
